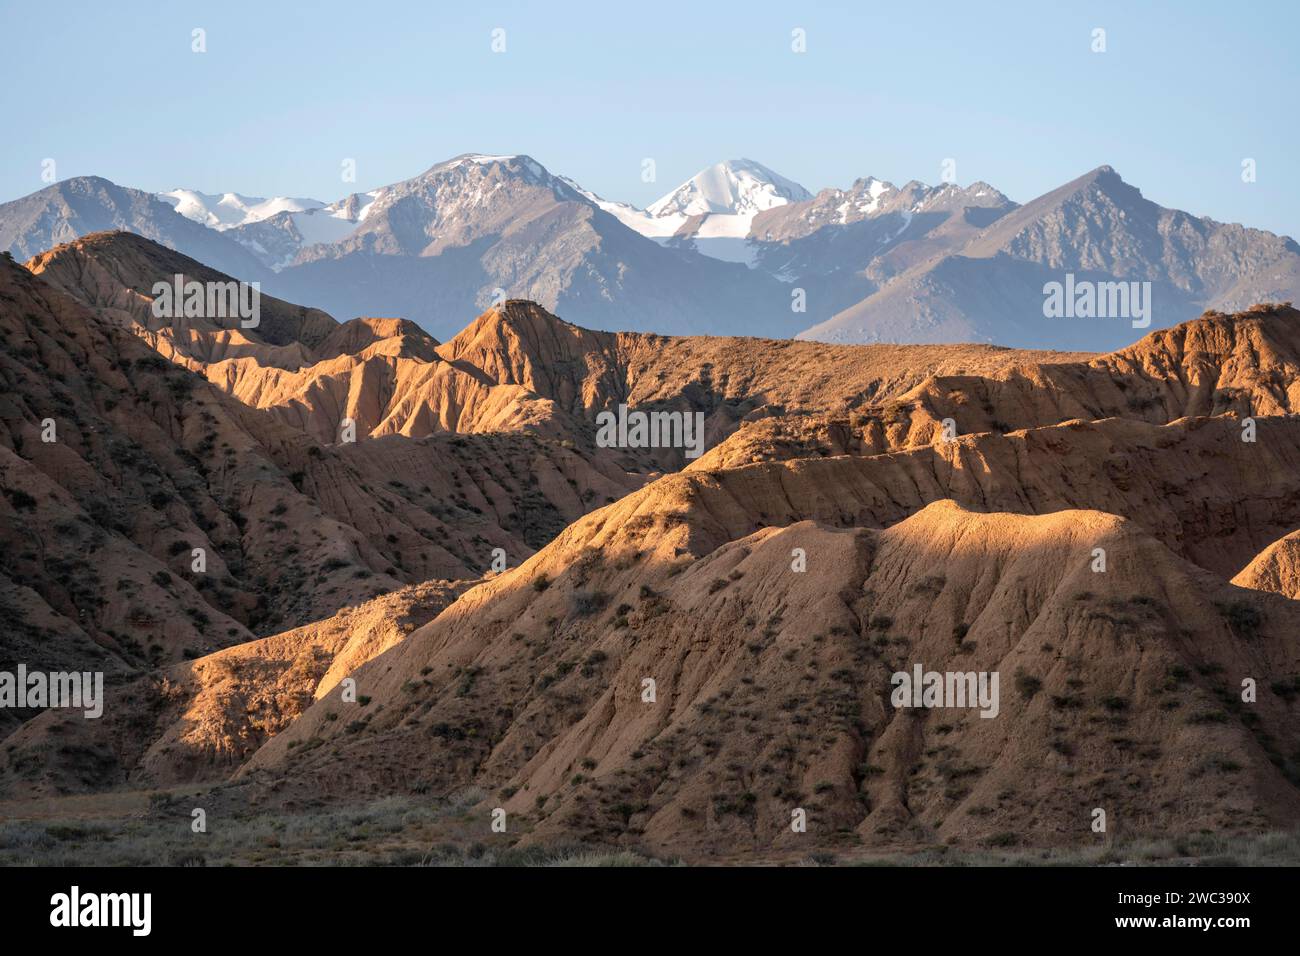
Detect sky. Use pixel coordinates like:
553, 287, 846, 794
3, 0, 1298, 236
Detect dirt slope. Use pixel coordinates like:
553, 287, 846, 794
29, 232, 1090, 465
27, 231, 336, 351
0, 580, 472, 797
1233, 530, 1300, 600
26, 235, 1300, 481
0, 254, 629, 675
238, 500, 1300, 858
696, 304, 1300, 468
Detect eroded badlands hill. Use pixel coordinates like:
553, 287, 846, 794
29, 232, 1085, 468
224, 406, 1300, 856
1234, 530, 1300, 601
0, 579, 473, 795
697, 302, 1300, 467
0, 253, 622, 681
36, 233, 1300, 482
238, 496, 1300, 856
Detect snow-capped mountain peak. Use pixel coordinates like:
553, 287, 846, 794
415, 153, 559, 192
159, 189, 326, 230
569, 159, 813, 264
159, 186, 388, 272
646, 159, 812, 219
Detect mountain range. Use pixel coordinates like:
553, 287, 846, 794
3, 156, 1297, 349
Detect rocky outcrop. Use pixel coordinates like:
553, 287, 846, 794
0, 579, 473, 796
1233, 530, 1300, 600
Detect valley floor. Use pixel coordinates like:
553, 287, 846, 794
2, 791, 1297, 867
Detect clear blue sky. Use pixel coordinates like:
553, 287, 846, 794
3, 0, 1297, 236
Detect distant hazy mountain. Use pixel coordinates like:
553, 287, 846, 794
263, 154, 801, 338
0, 176, 265, 280
748, 178, 1020, 320
223, 202, 374, 271
797, 166, 1300, 350
3, 160, 1298, 350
